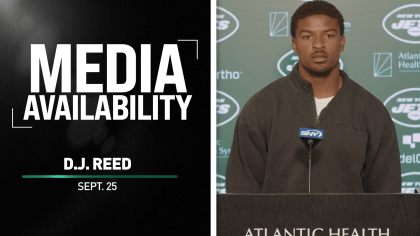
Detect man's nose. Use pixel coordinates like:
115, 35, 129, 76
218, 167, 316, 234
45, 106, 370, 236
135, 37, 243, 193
313, 37, 325, 49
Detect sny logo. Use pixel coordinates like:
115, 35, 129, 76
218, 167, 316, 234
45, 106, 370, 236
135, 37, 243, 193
299, 128, 324, 139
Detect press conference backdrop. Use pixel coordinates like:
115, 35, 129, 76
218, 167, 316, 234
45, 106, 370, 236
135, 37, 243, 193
216, 0, 420, 193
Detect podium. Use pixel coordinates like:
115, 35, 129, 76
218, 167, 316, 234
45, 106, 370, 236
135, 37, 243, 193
217, 194, 420, 236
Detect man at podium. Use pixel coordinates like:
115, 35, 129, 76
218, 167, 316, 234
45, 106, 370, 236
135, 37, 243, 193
225, 0, 401, 193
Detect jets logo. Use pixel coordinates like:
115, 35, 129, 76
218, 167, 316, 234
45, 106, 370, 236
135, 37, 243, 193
217, 90, 240, 127
401, 172, 420, 193
382, 4, 420, 44
216, 174, 226, 193
384, 88, 420, 128
217, 7, 239, 43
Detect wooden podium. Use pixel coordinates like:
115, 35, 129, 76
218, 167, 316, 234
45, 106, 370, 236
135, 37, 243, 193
217, 194, 420, 236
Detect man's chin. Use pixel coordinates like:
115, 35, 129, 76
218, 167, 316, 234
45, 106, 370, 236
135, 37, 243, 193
303, 62, 336, 78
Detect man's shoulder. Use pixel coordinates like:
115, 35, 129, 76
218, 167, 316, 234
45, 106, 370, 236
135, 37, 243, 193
348, 79, 387, 111
247, 76, 290, 104
347, 79, 392, 123
239, 76, 290, 121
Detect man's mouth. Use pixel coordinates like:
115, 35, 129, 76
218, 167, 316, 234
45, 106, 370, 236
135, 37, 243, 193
311, 54, 328, 59
311, 56, 328, 63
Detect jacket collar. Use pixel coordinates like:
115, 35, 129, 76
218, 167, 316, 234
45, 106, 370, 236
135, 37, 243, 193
289, 62, 350, 96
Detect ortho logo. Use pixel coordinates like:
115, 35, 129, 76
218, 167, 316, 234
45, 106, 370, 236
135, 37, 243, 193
277, 50, 343, 76
383, 88, 420, 128
403, 133, 420, 148
217, 7, 239, 43
401, 172, 420, 193
217, 70, 243, 80
217, 90, 240, 127
270, 12, 289, 37
382, 4, 420, 44
373, 53, 392, 77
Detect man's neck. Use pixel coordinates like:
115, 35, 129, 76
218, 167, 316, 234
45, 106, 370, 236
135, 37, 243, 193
297, 65, 342, 99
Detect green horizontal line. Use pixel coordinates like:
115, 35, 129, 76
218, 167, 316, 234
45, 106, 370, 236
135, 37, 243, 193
22, 175, 177, 179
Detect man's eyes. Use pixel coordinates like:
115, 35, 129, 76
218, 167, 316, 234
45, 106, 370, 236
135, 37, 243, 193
303, 34, 334, 39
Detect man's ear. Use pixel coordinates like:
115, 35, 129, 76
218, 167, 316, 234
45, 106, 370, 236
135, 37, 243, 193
340, 35, 345, 52
292, 37, 298, 54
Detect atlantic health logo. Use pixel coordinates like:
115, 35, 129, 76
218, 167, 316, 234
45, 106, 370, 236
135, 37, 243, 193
373, 53, 392, 77
217, 90, 240, 127
217, 139, 231, 158
270, 12, 289, 37
382, 4, 420, 44
401, 172, 420, 193
217, 7, 239, 43
277, 50, 343, 76
384, 88, 420, 128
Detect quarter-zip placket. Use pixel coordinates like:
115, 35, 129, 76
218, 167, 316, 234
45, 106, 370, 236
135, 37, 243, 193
309, 86, 319, 129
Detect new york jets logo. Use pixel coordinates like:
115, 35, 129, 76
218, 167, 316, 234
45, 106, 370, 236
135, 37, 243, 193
382, 4, 420, 44
384, 88, 420, 128
401, 172, 420, 193
217, 7, 239, 43
217, 90, 240, 127
216, 174, 226, 193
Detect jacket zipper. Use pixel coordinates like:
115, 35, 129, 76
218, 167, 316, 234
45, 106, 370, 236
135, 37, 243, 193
311, 93, 319, 129
317, 110, 322, 129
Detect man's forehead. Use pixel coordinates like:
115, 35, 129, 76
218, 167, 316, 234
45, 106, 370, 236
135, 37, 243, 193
296, 15, 339, 31
299, 14, 336, 21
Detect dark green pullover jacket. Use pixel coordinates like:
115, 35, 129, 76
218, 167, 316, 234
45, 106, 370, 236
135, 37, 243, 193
225, 63, 401, 193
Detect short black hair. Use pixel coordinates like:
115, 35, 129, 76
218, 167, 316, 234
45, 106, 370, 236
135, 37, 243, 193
290, 0, 344, 38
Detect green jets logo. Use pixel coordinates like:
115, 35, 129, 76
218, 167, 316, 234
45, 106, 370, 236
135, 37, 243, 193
216, 174, 226, 193
217, 90, 239, 127
402, 172, 420, 193
382, 4, 420, 44
217, 7, 239, 43
384, 88, 420, 128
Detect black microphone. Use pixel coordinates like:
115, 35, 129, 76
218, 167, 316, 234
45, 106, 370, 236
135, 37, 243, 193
308, 139, 313, 193
299, 128, 324, 193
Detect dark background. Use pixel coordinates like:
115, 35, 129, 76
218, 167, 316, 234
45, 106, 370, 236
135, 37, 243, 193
3, 0, 210, 235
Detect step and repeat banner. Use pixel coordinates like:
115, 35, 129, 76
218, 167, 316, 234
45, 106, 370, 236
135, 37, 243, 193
216, 0, 420, 193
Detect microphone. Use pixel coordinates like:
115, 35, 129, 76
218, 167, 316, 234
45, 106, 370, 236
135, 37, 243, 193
299, 128, 324, 193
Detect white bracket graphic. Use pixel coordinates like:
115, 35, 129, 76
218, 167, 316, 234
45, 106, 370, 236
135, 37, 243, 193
12, 109, 32, 128
177, 39, 198, 59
